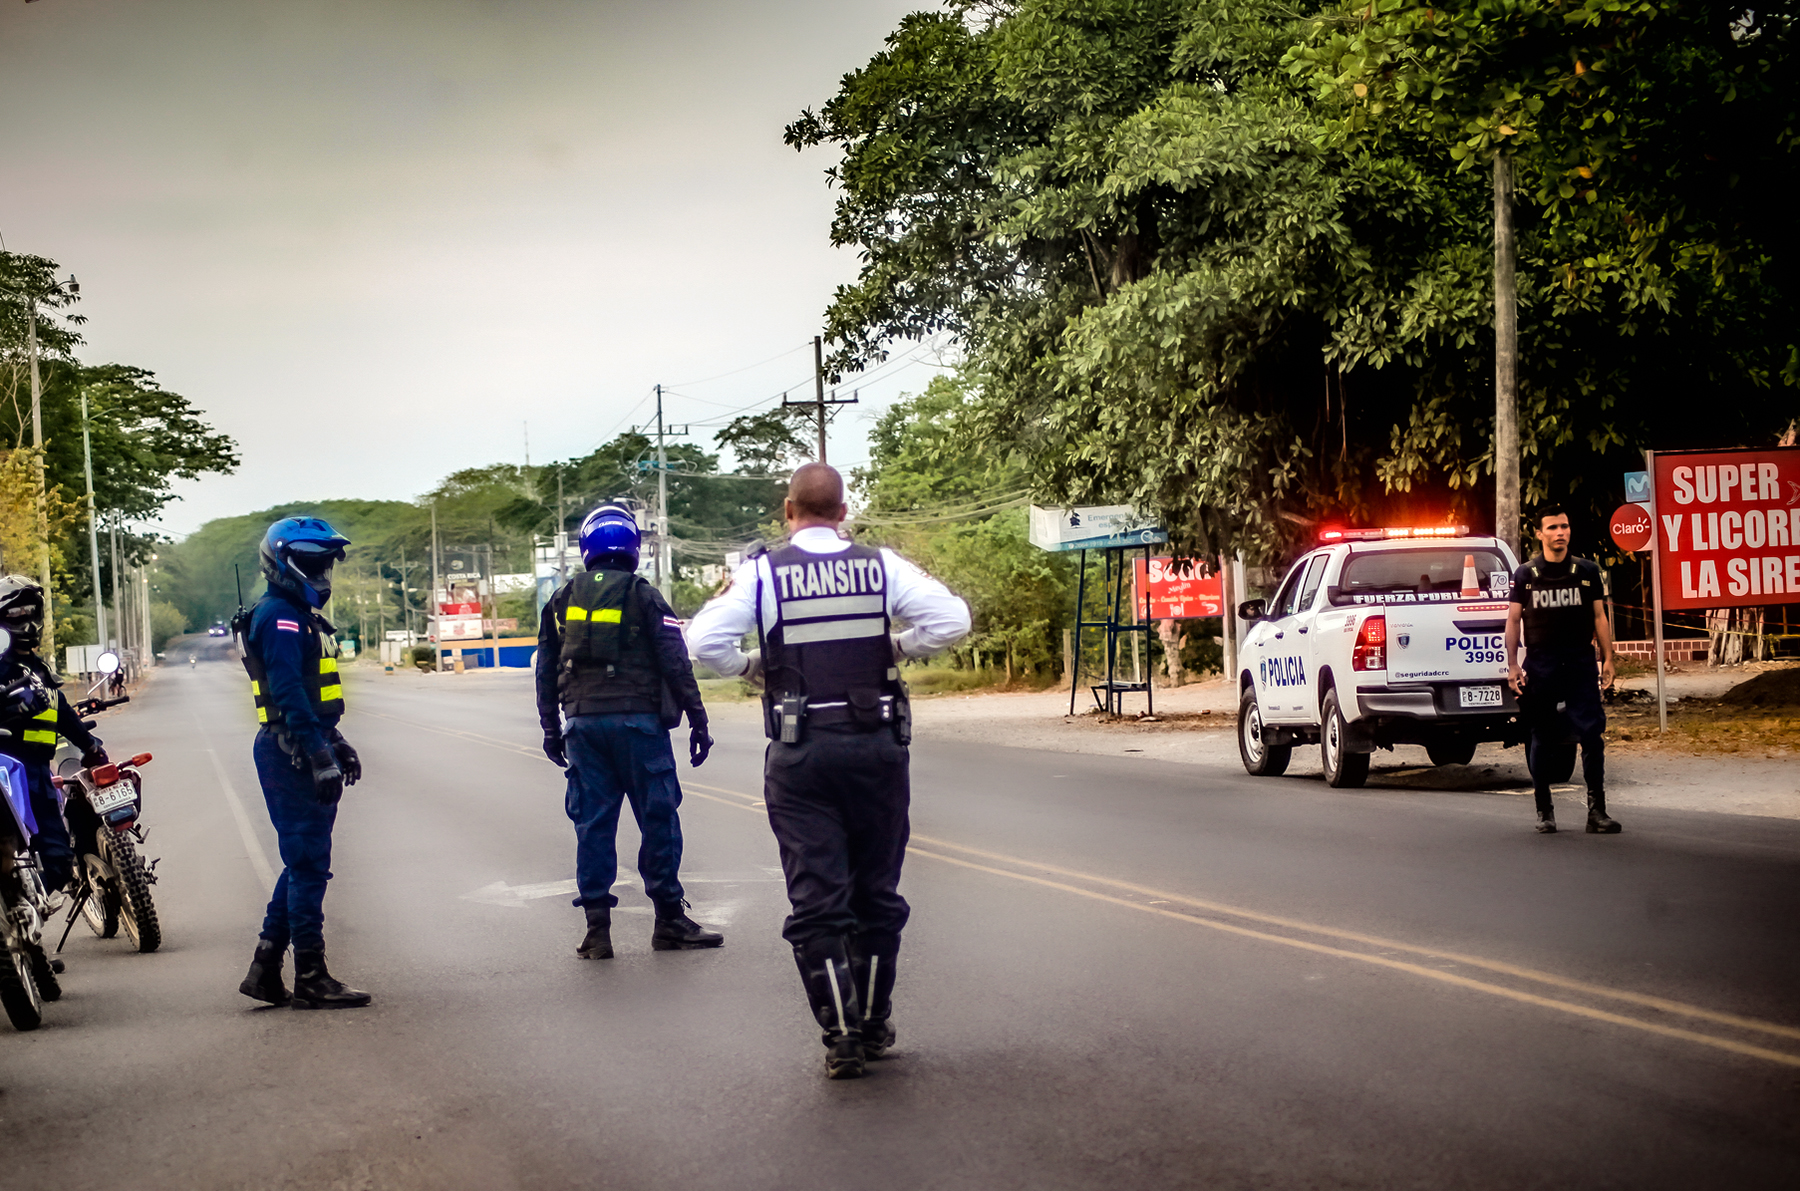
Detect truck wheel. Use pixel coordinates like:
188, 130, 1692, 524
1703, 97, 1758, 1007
1238, 687, 1291, 777
1320, 689, 1370, 789
1426, 739, 1477, 767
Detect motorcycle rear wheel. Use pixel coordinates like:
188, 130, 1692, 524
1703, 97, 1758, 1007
0, 941, 44, 1030
107, 833, 161, 954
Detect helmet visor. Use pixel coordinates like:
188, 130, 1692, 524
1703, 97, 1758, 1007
288, 541, 345, 581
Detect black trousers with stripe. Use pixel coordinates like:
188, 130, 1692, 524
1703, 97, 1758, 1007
763, 727, 911, 953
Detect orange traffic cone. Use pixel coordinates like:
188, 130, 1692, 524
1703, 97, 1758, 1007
1460, 553, 1480, 597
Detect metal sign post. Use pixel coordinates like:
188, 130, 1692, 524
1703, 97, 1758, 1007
1646, 449, 1667, 733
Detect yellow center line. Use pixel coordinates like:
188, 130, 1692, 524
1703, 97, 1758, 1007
361, 719, 1800, 1066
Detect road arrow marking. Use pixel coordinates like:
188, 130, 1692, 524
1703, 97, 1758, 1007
461, 879, 579, 908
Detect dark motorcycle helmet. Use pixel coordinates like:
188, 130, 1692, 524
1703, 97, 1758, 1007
259, 517, 351, 609
0, 574, 46, 652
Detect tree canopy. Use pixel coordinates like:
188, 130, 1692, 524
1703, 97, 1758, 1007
791, 0, 1797, 563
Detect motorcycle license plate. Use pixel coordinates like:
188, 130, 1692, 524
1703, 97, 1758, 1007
88, 783, 134, 816
1459, 684, 1504, 708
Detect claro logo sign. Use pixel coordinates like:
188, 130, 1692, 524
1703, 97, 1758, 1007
1610, 503, 1653, 552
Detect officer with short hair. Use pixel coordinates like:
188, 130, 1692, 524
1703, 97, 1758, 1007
236, 517, 371, 1009
537, 503, 722, 960
687, 463, 970, 1080
1505, 504, 1621, 835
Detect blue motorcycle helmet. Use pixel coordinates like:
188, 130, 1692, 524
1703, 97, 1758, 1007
578, 503, 641, 571
260, 517, 351, 609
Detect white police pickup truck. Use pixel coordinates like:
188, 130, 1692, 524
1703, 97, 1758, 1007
1236, 528, 1524, 787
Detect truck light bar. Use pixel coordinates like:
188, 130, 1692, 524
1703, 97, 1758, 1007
1320, 526, 1471, 542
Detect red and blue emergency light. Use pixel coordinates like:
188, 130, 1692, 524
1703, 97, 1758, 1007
1319, 525, 1471, 542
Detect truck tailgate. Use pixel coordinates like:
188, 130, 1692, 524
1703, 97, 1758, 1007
1384, 600, 1510, 687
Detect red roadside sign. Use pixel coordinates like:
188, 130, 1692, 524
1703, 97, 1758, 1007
1651, 447, 1800, 611
1608, 503, 1653, 553
1132, 557, 1224, 620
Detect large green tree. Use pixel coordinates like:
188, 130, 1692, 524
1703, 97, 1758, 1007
792, 0, 1797, 570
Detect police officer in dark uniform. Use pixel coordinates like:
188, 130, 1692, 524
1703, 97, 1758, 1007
236, 517, 371, 1009
1505, 504, 1621, 835
537, 503, 723, 960
688, 464, 970, 1079
0, 576, 109, 905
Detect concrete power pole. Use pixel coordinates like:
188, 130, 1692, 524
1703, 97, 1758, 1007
80, 389, 106, 649
1493, 155, 1520, 555
656, 384, 669, 595
431, 503, 442, 671
24, 302, 54, 662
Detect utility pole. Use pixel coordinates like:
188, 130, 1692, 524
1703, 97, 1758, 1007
642, 387, 687, 598
813, 337, 828, 463
398, 544, 410, 642
792, 338, 858, 466
25, 300, 54, 662
556, 471, 567, 581
656, 384, 668, 594
1494, 154, 1520, 555
80, 389, 106, 650
430, 504, 443, 671
139, 559, 153, 663
486, 543, 500, 667
108, 520, 122, 651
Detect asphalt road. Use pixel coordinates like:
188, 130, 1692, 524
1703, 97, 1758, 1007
4, 636, 1797, 1190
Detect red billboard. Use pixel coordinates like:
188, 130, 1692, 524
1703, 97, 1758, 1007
1132, 557, 1224, 620
1653, 447, 1800, 610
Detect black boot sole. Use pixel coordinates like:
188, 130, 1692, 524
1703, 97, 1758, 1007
577, 942, 614, 959
239, 981, 292, 1006
651, 936, 724, 951
291, 994, 372, 1010
1586, 822, 1622, 834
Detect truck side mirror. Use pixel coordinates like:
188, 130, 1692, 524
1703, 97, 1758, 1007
1237, 599, 1265, 622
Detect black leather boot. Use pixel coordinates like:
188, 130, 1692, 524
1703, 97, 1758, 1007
291, 950, 371, 1009
852, 941, 898, 1058
795, 936, 864, 1079
652, 901, 724, 951
577, 905, 613, 959
1586, 790, 1622, 834
239, 938, 291, 1006
1535, 809, 1557, 833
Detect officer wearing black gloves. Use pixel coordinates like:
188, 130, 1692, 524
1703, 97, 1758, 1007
0, 575, 109, 899
1505, 504, 1621, 836
688, 464, 970, 1080
235, 517, 371, 1010
537, 502, 722, 961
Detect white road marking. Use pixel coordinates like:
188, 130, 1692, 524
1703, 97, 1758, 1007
461, 879, 579, 907
205, 747, 276, 889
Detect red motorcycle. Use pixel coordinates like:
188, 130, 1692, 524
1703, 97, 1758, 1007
54, 750, 160, 954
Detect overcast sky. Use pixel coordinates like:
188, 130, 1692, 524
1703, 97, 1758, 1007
0, 0, 949, 537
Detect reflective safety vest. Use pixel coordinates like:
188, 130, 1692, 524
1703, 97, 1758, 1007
21, 704, 57, 747
241, 609, 344, 727
558, 569, 641, 664
761, 541, 902, 734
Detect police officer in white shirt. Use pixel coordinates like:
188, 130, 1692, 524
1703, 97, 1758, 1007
688, 463, 970, 1079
